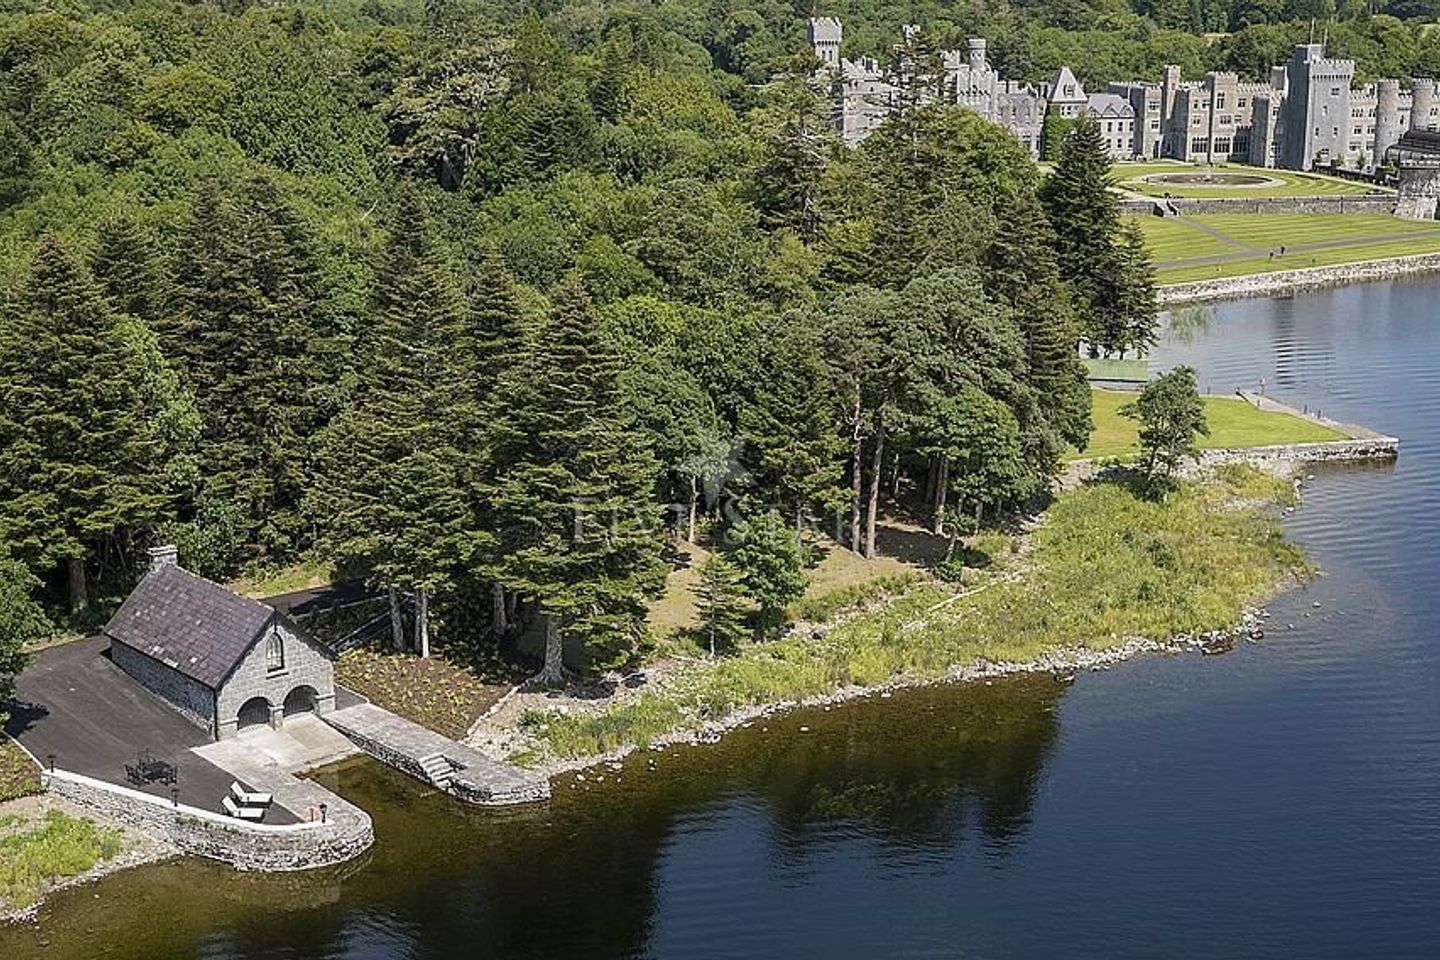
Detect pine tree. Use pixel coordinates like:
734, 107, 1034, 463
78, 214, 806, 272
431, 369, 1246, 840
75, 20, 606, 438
739, 323, 846, 538
0, 557, 49, 722
0, 236, 171, 610
1039, 117, 1122, 351
1108, 220, 1160, 358
694, 553, 748, 657
309, 190, 476, 656
89, 211, 164, 323
169, 176, 328, 567
490, 279, 665, 685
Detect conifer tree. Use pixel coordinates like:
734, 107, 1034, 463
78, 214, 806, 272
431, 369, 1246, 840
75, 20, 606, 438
694, 553, 748, 657
309, 190, 476, 656
0, 237, 171, 610
169, 176, 328, 566
0, 557, 48, 723
729, 510, 807, 637
90, 211, 164, 323
489, 279, 665, 686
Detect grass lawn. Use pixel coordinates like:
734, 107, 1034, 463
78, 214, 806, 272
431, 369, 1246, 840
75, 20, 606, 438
1076, 389, 1347, 461
1115, 161, 1384, 198
0, 738, 40, 803
0, 810, 122, 910
528, 466, 1305, 759
230, 558, 336, 599
1135, 213, 1440, 284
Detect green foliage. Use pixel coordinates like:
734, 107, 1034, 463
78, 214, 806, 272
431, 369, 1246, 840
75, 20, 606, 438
1120, 365, 1210, 485
729, 511, 808, 635
0, 560, 47, 722
694, 553, 749, 657
0, 810, 123, 909
532, 472, 1306, 758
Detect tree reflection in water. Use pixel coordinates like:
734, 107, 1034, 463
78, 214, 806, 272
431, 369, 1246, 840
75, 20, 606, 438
0, 674, 1067, 960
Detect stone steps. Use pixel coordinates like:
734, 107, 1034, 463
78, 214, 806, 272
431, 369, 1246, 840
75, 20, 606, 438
417, 752, 456, 788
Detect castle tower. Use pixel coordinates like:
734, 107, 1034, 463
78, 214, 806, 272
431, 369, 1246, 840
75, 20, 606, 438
968, 37, 987, 73
1413, 78, 1436, 132
1375, 79, 1403, 167
808, 17, 842, 71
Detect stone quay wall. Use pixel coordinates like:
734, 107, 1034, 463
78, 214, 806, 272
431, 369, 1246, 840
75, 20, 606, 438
1159, 253, 1440, 305
1195, 437, 1399, 467
45, 769, 373, 872
323, 707, 550, 805
1122, 196, 1397, 217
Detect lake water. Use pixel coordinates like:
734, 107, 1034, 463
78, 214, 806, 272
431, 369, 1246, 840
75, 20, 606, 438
6, 280, 1440, 959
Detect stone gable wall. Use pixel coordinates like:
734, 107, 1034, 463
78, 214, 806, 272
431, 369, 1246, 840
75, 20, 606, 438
215, 617, 335, 739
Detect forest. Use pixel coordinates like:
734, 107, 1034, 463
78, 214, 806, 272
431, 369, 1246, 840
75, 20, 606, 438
0, 0, 1368, 685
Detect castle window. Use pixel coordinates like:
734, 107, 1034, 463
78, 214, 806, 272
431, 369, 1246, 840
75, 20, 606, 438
266, 632, 285, 673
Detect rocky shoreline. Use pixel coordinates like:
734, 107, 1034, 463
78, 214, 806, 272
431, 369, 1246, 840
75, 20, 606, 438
520, 606, 1274, 784
1159, 252, 1440, 306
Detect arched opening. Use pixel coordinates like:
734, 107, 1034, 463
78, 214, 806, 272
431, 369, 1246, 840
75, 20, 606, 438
237, 696, 272, 730
283, 685, 318, 718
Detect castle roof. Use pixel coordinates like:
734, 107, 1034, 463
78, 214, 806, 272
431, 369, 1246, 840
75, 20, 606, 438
1086, 92, 1134, 118
1046, 66, 1087, 104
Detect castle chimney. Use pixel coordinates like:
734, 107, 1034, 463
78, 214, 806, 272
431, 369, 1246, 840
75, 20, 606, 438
148, 544, 179, 573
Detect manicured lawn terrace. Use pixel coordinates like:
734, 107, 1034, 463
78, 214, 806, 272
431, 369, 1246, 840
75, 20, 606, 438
1115, 161, 1385, 198
1134, 213, 1440, 284
1075, 388, 1347, 461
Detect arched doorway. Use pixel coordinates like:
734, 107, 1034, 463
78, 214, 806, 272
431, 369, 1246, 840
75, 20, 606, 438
283, 685, 318, 718
237, 696, 272, 730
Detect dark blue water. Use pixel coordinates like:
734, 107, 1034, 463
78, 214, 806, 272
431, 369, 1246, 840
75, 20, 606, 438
5, 280, 1440, 959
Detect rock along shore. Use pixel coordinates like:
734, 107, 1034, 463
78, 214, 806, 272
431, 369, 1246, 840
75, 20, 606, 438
529, 607, 1274, 784
1160, 252, 1440, 306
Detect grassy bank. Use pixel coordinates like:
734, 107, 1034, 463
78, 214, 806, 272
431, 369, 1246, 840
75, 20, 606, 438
0, 739, 40, 804
1076, 389, 1347, 461
1135, 213, 1440, 284
522, 466, 1306, 760
0, 810, 122, 910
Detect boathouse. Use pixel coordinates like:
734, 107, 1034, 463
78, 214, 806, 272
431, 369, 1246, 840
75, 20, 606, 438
102, 545, 336, 740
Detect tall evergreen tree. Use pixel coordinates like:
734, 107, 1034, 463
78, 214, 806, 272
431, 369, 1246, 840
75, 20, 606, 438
0, 237, 171, 610
89, 211, 164, 323
169, 176, 328, 567
309, 191, 476, 656
489, 279, 665, 685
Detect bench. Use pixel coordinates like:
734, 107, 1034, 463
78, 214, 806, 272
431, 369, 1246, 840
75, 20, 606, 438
229, 781, 273, 807
222, 795, 265, 821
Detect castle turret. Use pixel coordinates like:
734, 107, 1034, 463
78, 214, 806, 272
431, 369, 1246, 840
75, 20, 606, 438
1413, 78, 1436, 132
808, 17, 842, 70
967, 37, 987, 74
1375, 79, 1403, 168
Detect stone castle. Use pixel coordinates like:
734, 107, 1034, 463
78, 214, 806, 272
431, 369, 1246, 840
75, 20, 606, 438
809, 17, 1436, 173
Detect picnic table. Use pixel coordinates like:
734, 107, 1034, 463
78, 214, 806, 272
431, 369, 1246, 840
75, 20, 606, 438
126, 750, 176, 786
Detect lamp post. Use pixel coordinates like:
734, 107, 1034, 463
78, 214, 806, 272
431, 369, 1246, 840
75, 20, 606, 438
171, 788, 178, 808
320, 803, 328, 824
46, 754, 55, 772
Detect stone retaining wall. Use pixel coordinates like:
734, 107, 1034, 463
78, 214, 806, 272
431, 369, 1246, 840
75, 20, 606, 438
1160, 253, 1440, 305
1195, 437, 1399, 466
1122, 196, 1396, 217
45, 769, 373, 872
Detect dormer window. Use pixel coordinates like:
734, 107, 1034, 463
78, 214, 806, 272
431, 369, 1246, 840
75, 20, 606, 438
266, 631, 285, 673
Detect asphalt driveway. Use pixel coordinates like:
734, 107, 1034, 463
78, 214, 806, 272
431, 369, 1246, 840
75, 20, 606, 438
4, 636, 291, 820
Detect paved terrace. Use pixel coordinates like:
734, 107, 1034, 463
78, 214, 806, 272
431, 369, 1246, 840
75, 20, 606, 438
4, 637, 296, 823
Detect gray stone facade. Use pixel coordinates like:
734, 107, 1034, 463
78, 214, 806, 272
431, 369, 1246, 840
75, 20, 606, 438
110, 640, 217, 731
214, 619, 336, 740
811, 22, 1418, 175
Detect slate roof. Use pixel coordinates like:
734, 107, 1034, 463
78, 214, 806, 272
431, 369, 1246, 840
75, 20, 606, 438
103, 565, 275, 690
